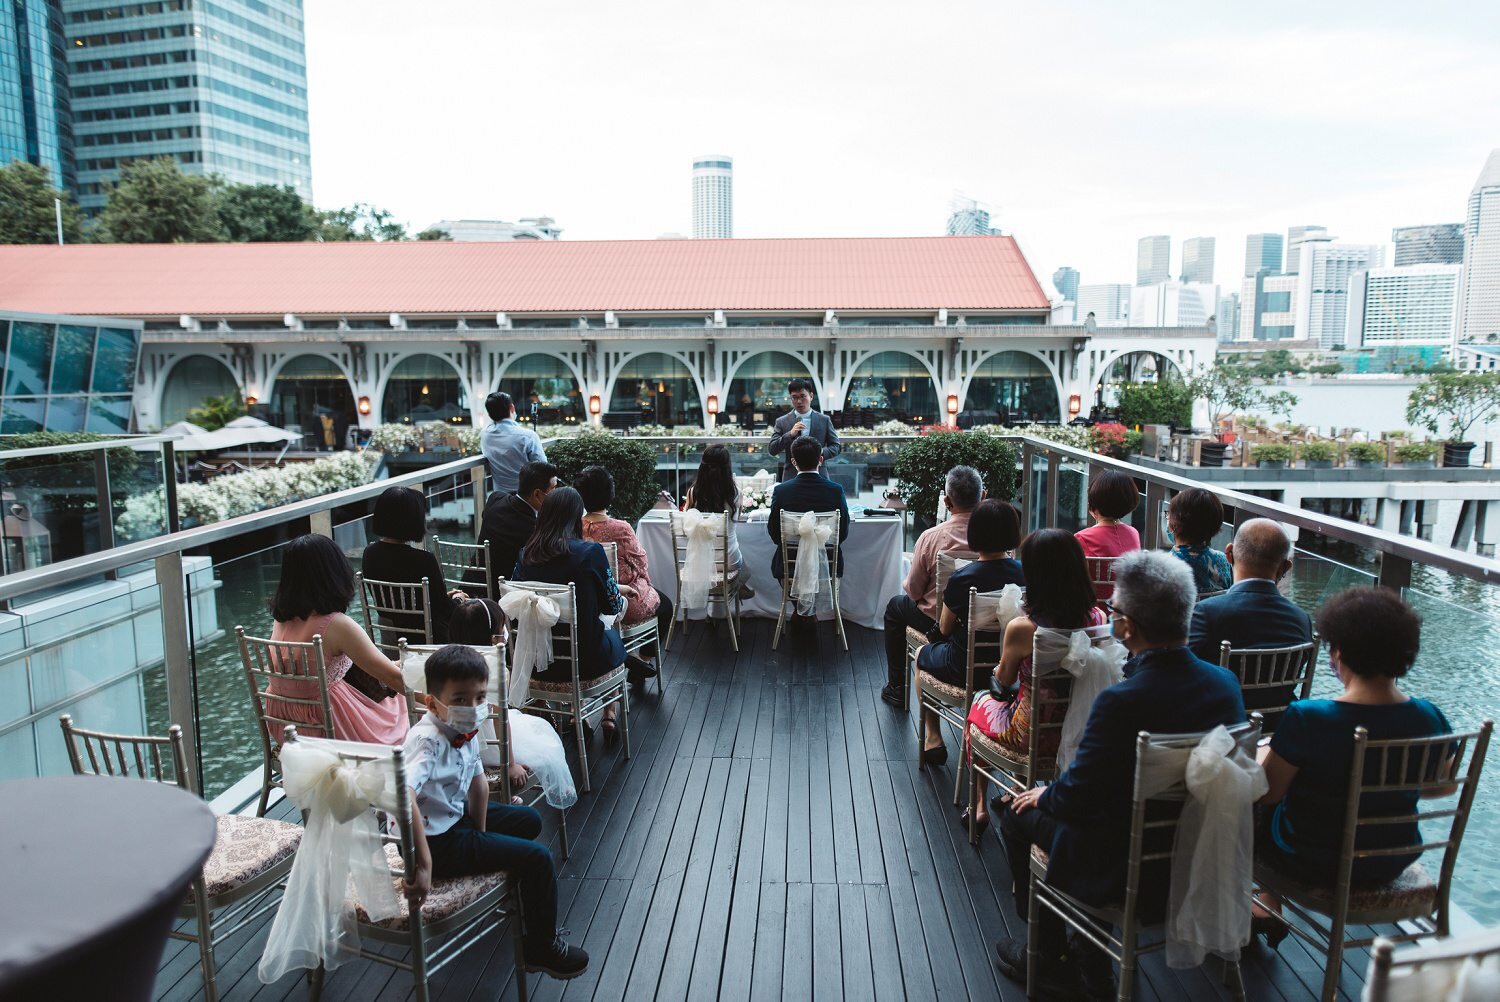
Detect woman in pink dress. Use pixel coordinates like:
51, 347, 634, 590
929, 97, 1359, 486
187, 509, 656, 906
1073, 470, 1141, 599
263, 534, 408, 745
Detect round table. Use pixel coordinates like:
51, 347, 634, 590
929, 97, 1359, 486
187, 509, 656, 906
0, 774, 217, 1002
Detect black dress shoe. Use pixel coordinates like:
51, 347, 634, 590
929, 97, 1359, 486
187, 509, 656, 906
994, 936, 1083, 1000
626, 654, 659, 684
880, 685, 907, 710
920, 743, 948, 767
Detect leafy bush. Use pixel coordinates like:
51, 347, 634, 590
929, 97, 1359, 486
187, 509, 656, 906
1347, 441, 1387, 464
545, 429, 660, 523
368, 424, 421, 453
893, 431, 1018, 522
1116, 380, 1194, 429
183, 393, 244, 431
873, 419, 917, 436
1124, 430, 1144, 455
1298, 441, 1335, 462
1394, 441, 1438, 464
1405, 370, 1500, 443
1252, 443, 1293, 463
1089, 422, 1131, 458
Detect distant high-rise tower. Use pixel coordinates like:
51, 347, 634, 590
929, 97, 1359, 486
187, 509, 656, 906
1393, 224, 1464, 266
1136, 235, 1170, 286
947, 197, 996, 236
1180, 237, 1215, 284
1286, 225, 1328, 274
1460, 150, 1500, 342
1294, 241, 1384, 348
692, 155, 733, 239
1052, 266, 1080, 303
1076, 284, 1131, 327
1244, 233, 1284, 277
0, 0, 74, 194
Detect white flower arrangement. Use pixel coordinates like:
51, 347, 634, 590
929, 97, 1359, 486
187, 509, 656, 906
739, 486, 773, 514
872, 419, 918, 436
368, 424, 421, 453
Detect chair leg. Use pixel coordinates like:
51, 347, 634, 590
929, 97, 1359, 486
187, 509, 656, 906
1320, 929, 1345, 1002
772, 588, 788, 650
1224, 958, 1246, 1002
832, 578, 849, 651
307, 963, 325, 1001
726, 596, 740, 652
409, 923, 430, 1002
952, 721, 967, 806
574, 705, 591, 795
621, 689, 632, 761
512, 890, 529, 1002
1119, 925, 1138, 1002
1026, 873, 1040, 998
663, 603, 677, 653
968, 762, 980, 846
192, 880, 217, 1002
257, 761, 273, 818
557, 804, 570, 861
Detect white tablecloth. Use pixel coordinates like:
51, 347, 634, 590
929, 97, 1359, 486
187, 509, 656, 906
636, 510, 906, 630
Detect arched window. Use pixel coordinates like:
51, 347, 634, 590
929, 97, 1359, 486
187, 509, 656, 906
269, 355, 356, 451
382, 354, 468, 426
844, 351, 938, 424
1097, 351, 1177, 409
965, 352, 1060, 425
723, 351, 816, 428
159, 355, 239, 426
608, 353, 701, 428
499, 354, 584, 425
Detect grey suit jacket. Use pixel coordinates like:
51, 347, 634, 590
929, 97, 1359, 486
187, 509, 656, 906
768, 410, 841, 480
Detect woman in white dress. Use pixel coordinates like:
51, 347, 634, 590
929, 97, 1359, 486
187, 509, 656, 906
682, 444, 750, 594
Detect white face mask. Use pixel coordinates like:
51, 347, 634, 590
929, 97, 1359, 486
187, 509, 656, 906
444, 704, 488, 733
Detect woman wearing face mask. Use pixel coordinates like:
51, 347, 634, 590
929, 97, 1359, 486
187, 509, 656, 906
1252, 587, 1453, 946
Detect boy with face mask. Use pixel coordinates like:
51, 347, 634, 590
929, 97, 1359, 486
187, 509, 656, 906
401, 645, 587, 979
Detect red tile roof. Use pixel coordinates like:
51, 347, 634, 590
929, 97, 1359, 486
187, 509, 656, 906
0, 236, 1050, 317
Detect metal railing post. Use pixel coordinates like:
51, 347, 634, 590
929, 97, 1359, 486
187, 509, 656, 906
93, 447, 116, 555
1378, 553, 1413, 593
309, 511, 332, 537
1019, 442, 1035, 531
161, 441, 180, 534
1044, 451, 1061, 528
470, 464, 487, 538
1144, 480, 1170, 550
155, 550, 201, 792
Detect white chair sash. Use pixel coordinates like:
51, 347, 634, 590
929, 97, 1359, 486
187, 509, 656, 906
1036, 626, 1127, 772
1369, 950, 1500, 1002
678, 510, 719, 611
499, 589, 561, 705
970, 583, 1025, 632
258, 737, 401, 982
789, 511, 834, 615
1137, 725, 1268, 969
508, 708, 578, 808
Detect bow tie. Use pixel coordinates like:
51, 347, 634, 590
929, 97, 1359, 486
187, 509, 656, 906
450, 730, 479, 749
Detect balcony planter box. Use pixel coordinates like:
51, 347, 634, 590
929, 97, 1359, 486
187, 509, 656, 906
1302, 459, 1333, 470
1443, 442, 1477, 468
1256, 459, 1287, 470
1353, 459, 1385, 469
1397, 460, 1435, 469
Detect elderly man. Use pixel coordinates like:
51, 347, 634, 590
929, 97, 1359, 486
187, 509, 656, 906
480, 391, 546, 496
879, 465, 984, 709
993, 551, 1246, 1000
767, 378, 840, 481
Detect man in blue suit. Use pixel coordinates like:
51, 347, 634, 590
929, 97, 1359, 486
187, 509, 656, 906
767, 378, 840, 481
768, 435, 850, 592
994, 551, 1246, 1000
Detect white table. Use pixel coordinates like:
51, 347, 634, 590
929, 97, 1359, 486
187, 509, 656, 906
636, 510, 906, 630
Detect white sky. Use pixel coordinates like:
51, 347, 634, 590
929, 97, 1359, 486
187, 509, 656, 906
303, 0, 1500, 298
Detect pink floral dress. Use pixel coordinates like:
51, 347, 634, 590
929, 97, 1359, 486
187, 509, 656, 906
583, 517, 661, 625
264, 613, 409, 746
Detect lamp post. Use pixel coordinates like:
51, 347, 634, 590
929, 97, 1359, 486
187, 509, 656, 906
946, 393, 960, 428
706, 393, 719, 431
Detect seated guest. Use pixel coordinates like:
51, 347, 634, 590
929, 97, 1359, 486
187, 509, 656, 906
266, 534, 409, 744
915, 500, 1025, 765
401, 644, 586, 979
966, 528, 1106, 829
513, 487, 628, 742
993, 551, 1245, 999
1167, 487, 1233, 593
1073, 470, 1141, 598
575, 464, 668, 686
683, 444, 750, 592
479, 461, 558, 595
362, 486, 466, 644
767, 434, 850, 587
880, 465, 985, 710
1253, 588, 1452, 944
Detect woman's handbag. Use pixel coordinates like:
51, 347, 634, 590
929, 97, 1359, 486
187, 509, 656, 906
341, 662, 397, 702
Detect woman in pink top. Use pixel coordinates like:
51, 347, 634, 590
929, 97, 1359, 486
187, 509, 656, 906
263, 534, 409, 745
1073, 470, 1141, 599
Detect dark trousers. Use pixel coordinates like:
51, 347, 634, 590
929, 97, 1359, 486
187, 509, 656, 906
999, 804, 1065, 957
883, 593, 935, 689
425, 802, 556, 944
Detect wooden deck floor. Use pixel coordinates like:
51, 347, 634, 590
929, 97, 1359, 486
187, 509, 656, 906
154, 619, 1382, 1001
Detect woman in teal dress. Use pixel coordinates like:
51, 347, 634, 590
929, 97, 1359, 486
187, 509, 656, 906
1167, 487, 1233, 593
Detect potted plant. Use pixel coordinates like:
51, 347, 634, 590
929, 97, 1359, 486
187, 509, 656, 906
1187, 364, 1299, 467
1299, 441, 1336, 469
1346, 441, 1387, 468
1252, 443, 1294, 469
1393, 441, 1438, 468
892, 431, 1018, 530
1404, 370, 1500, 468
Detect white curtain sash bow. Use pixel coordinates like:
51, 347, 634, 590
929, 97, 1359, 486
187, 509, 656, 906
1040, 628, 1127, 772
791, 512, 833, 613
500, 589, 561, 704
679, 510, 719, 610
970, 584, 1025, 632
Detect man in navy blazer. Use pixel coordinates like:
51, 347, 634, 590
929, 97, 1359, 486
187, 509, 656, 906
767, 435, 850, 580
994, 551, 1246, 999
767, 378, 840, 481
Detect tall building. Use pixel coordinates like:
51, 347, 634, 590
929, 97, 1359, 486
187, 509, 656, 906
1051, 266, 1079, 303
1075, 283, 1131, 327
1240, 272, 1299, 341
423, 217, 562, 241
1216, 291, 1240, 343
1460, 150, 1500, 342
1393, 224, 1464, 266
946, 197, 996, 236
691, 155, 732, 238
1129, 281, 1218, 327
0, 0, 75, 193
1294, 242, 1385, 348
1136, 235, 1170, 285
65, 0, 313, 213
1244, 233, 1283, 277
1346, 264, 1461, 348
1285, 225, 1328, 274
1180, 237, 1215, 284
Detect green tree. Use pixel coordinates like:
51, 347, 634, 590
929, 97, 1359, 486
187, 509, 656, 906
1405, 370, 1500, 443
1116, 379, 1194, 428
0, 160, 84, 244
415, 227, 450, 241
893, 432, 1017, 524
1308, 361, 1343, 375
218, 183, 319, 241
1189, 364, 1297, 430
1252, 348, 1303, 379
96, 157, 225, 243
184, 393, 246, 431
318, 202, 407, 242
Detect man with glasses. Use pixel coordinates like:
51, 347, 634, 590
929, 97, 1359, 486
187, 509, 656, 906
768, 378, 840, 482
479, 461, 558, 594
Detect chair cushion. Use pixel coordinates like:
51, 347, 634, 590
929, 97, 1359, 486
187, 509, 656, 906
968, 725, 1028, 766
905, 625, 927, 651
1030, 844, 1050, 870
352, 843, 509, 930
194, 814, 302, 900
530, 666, 627, 696
1256, 860, 1437, 919
917, 670, 965, 704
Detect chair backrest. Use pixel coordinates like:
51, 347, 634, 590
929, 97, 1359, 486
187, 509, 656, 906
1365, 927, 1500, 1002
934, 549, 978, 607
432, 535, 492, 600
358, 572, 434, 657
238, 625, 337, 746
1218, 637, 1319, 726
600, 541, 620, 583
58, 714, 193, 793
1196, 589, 1227, 601
1026, 622, 1117, 765
668, 510, 733, 574
1085, 555, 1120, 591
777, 509, 842, 577
498, 579, 581, 678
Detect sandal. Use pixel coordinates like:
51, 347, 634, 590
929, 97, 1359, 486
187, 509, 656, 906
601, 717, 619, 745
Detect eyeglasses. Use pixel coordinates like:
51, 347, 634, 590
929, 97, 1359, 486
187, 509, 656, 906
1102, 600, 1128, 619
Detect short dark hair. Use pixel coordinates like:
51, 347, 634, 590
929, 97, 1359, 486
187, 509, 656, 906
1087, 470, 1139, 520
372, 485, 427, 542
448, 598, 503, 645
271, 534, 355, 622
788, 378, 814, 396
1316, 587, 1422, 679
967, 499, 1021, 554
574, 465, 615, 512
1018, 529, 1097, 628
485, 392, 515, 422
1168, 487, 1225, 546
521, 486, 585, 566
790, 435, 821, 470
423, 643, 489, 695
517, 461, 558, 499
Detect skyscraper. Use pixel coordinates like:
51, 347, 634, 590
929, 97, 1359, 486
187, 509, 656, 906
1076, 283, 1131, 327
1346, 264, 1461, 348
1136, 235, 1170, 285
946, 197, 995, 236
1294, 242, 1385, 348
0, 0, 74, 193
1052, 266, 1079, 303
1393, 224, 1464, 266
65, 0, 313, 213
1244, 233, 1284, 277
1217, 291, 1240, 343
1129, 281, 1218, 327
1285, 225, 1328, 274
1460, 150, 1500, 343
692, 155, 733, 238
1180, 237, 1215, 284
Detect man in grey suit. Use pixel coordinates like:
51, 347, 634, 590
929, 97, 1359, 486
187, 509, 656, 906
767, 378, 840, 481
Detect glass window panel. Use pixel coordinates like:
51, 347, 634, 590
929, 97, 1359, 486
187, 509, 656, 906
844, 351, 939, 424
965, 351, 1060, 424
45, 397, 86, 432
607, 352, 701, 427
1, 398, 46, 433
269, 355, 355, 449
723, 351, 816, 427
92, 327, 139, 393
381, 353, 468, 426
51, 325, 96, 394
4, 322, 53, 397
87, 395, 133, 433
498, 354, 584, 424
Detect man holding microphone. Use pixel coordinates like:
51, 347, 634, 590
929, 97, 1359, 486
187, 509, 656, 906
768, 378, 841, 481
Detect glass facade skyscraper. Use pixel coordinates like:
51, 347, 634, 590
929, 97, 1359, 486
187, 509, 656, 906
1051, 266, 1079, 303
1180, 236, 1215, 284
0, 0, 75, 191
1393, 223, 1464, 266
1243, 233, 1283, 277
64, 0, 312, 213
692, 155, 732, 238
1136, 235, 1169, 285
1460, 150, 1500, 343
0, 311, 141, 432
